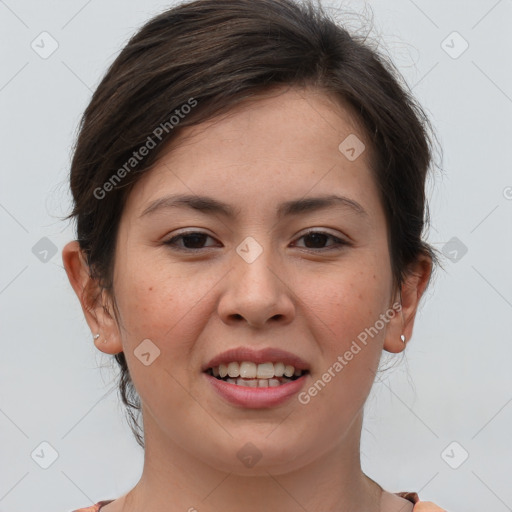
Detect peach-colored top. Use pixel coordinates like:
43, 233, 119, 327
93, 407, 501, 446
71, 490, 446, 511
381, 491, 446, 511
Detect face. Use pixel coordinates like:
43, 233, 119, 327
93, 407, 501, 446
96, 86, 401, 474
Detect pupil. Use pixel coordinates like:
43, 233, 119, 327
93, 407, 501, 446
184, 233, 206, 248
304, 233, 327, 248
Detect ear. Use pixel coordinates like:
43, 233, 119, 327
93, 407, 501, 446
383, 253, 432, 353
62, 240, 123, 354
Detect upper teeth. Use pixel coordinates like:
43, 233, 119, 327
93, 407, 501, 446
212, 361, 303, 379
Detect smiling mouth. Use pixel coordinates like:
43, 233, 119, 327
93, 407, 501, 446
205, 361, 309, 387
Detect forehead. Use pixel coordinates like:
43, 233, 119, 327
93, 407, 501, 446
162, 86, 370, 164
122, 86, 379, 219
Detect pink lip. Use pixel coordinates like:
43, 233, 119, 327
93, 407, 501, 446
204, 372, 309, 408
202, 346, 310, 372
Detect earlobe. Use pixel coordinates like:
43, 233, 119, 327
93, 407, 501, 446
92, 331, 123, 354
62, 240, 124, 355
383, 254, 432, 354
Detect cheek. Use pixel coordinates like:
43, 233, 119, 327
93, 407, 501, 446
114, 249, 208, 337
112, 270, 209, 415
302, 261, 392, 345
112, 258, 223, 395
298, 255, 392, 399
297, 283, 386, 436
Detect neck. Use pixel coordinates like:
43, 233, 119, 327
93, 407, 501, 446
121, 411, 383, 512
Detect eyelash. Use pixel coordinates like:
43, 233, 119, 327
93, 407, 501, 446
162, 230, 350, 252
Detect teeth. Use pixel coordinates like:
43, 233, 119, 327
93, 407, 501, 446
210, 361, 305, 379
237, 377, 257, 387
227, 362, 239, 377
239, 361, 257, 378
283, 365, 294, 377
274, 362, 285, 377
219, 364, 228, 378
256, 362, 274, 379
222, 376, 294, 387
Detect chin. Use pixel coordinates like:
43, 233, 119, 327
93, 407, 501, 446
196, 434, 315, 476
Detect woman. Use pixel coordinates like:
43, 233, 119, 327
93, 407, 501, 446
62, 0, 446, 510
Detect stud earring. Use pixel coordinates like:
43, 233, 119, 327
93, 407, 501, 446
93, 333, 108, 344
400, 334, 406, 344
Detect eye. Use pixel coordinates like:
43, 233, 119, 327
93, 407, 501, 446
163, 231, 218, 251
293, 230, 350, 251
163, 229, 350, 252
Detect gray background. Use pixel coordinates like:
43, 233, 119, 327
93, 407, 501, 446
1, 1, 511, 511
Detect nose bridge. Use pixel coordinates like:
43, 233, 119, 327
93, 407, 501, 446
234, 235, 281, 300
218, 235, 294, 327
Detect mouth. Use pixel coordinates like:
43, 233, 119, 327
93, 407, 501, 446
202, 347, 311, 407
204, 361, 310, 387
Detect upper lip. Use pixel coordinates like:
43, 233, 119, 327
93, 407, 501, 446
202, 347, 310, 372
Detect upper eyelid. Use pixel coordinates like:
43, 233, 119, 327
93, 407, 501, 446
165, 227, 345, 239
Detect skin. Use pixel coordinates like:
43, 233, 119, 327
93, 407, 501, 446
63, 86, 432, 512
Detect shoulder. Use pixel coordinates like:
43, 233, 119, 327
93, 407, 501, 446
71, 500, 114, 512
412, 502, 447, 511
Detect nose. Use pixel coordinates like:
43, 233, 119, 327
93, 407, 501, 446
217, 244, 296, 328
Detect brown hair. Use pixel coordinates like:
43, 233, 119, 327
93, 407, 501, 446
65, 0, 441, 449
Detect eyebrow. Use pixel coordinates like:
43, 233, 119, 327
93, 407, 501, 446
139, 193, 369, 220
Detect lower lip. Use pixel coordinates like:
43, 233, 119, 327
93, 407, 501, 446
204, 372, 309, 408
